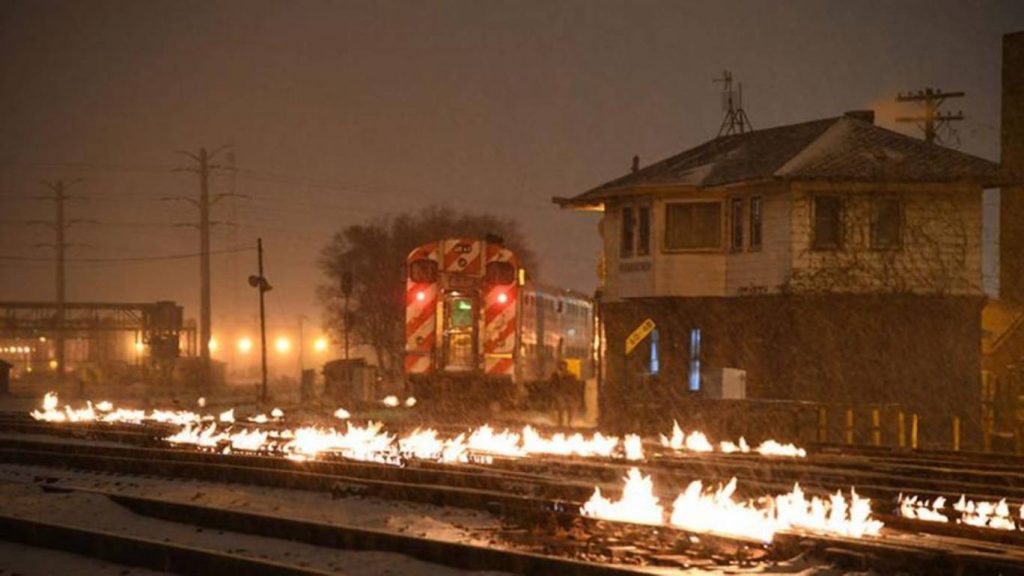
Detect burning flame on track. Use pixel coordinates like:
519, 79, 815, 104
660, 420, 806, 458
582, 468, 883, 542
581, 468, 664, 525
898, 493, 1024, 531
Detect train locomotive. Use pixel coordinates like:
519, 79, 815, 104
404, 237, 594, 407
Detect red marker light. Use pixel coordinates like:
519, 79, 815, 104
416, 291, 426, 302
497, 292, 508, 304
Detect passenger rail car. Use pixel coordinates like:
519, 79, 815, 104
404, 237, 593, 404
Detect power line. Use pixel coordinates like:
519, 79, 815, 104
0, 245, 254, 263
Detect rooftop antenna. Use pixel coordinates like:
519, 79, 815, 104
714, 70, 753, 137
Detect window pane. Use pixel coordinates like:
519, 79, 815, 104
485, 261, 516, 285
637, 206, 651, 256
812, 196, 842, 249
750, 197, 763, 249
665, 202, 722, 250
409, 259, 438, 283
872, 197, 901, 249
620, 206, 635, 258
731, 198, 743, 250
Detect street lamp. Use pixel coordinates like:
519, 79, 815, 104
275, 336, 291, 354
237, 337, 253, 354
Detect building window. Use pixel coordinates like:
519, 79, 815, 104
871, 196, 902, 250
749, 196, 763, 249
620, 206, 634, 258
637, 206, 651, 256
812, 195, 843, 250
665, 202, 722, 250
688, 328, 701, 392
730, 198, 744, 251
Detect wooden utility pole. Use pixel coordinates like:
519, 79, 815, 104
896, 88, 965, 146
249, 238, 272, 403
31, 179, 86, 383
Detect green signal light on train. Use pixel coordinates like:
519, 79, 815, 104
456, 300, 472, 311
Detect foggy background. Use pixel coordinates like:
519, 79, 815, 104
2, 0, 1022, 342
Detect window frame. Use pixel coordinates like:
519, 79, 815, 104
811, 194, 844, 251
749, 196, 763, 251
870, 195, 903, 251
662, 200, 724, 253
730, 197, 744, 252
637, 204, 651, 257
620, 205, 635, 259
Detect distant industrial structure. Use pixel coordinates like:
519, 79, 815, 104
0, 300, 193, 386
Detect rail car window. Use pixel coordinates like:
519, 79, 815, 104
485, 261, 516, 285
409, 259, 438, 283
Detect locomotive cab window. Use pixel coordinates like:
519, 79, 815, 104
409, 259, 438, 283
485, 261, 516, 285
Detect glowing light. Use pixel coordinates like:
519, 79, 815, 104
39, 336, 47, 343
313, 337, 328, 352
404, 396, 417, 408
237, 337, 253, 354
496, 292, 508, 304
207, 338, 218, 352
275, 337, 291, 354
333, 408, 351, 420
134, 341, 145, 352
415, 291, 426, 302
381, 395, 400, 408
48, 359, 58, 370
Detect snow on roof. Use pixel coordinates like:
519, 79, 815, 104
557, 115, 1002, 208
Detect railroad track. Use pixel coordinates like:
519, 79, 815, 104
4, 430, 1024, 573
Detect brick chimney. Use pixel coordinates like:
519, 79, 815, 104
1001, 31, 1024, 303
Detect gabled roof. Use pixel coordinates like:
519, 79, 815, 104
556, 114, 1002, 208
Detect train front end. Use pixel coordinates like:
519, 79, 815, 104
404, 238, 520, 408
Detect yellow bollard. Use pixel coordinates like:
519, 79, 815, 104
845, 409, 854, 445
911, 414, 919, 450
871, 409, 881, 446
897, 412, 906, 448
952, 416, 961, 452
817, 407, 828, 444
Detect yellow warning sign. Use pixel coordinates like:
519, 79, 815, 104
625, 318, 656, 355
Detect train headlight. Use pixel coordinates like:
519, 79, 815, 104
416, 291, 426, 302
497, 292, 508, 305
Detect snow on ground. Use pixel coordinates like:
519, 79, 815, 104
0, 478, 512, 576
0, 463, 501, 545
0, 540, 170, 576
0, 463, 875, 576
